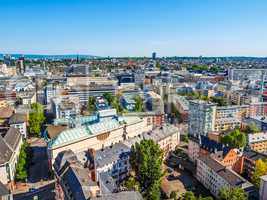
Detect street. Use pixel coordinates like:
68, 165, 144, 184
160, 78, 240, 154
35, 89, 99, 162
28, 138, 49, 183
14, 183, 55, 200
13, 138, 55, 200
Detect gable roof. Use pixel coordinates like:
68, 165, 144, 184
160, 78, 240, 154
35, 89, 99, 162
46, 125, 67, 139
0, 127, 22, 165
4, 127, 21, 151
198, 155, 249, 187
61, 162, 97, 200
8, 113, 27, 124
243, 149, 267, 161
0, 137, 12, 165
0, 181, 9, 196
0, 107, 13, 119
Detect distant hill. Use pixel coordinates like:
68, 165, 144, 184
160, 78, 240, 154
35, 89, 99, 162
0, 54, 98, 60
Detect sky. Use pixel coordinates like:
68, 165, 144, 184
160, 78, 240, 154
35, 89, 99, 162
1, 0, 267, 57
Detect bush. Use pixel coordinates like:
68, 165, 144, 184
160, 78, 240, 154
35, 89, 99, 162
170, 191, 177, 200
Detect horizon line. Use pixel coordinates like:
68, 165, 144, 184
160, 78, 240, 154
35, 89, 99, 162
1, 52, 267, 59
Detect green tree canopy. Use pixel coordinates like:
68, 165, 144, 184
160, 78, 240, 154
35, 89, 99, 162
111, 96, 124, 114
210, 96, 227, 106
170, 191, 177, 200
130, 139, 164, 200
183, 191, 197, 200
219, 186, 247, 200
156, 61, 161, 69
88, 96, 96, 113
183, 192, 213, 200
252, 159, 267, 188
28, 103, 45, 137
245, 122, 260, 134
15, 142, 29, 182
103, 93, 114, 105
189, 65, 209, 72
124, 176, 140, 191
134, 95, 144, 112
221, 128, 246, 149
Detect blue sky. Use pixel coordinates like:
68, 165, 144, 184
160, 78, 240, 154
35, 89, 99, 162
1, 0, 267, 57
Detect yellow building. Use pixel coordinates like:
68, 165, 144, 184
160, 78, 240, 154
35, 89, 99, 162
248, 132, 267, 153
0, 100, 8, 108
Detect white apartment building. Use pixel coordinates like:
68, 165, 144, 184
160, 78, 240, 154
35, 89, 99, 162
196, 155, 254, 198
0, 128, 23, 190
51, 96, 80, 120
188, 100, 216, 137
188, 138, 200, 163
8, 113, 27, 138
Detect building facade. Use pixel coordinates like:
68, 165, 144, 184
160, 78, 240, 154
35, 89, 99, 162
248, 132, 267, 153
188, 100, 216, 137
197, 155, 253, 198
0, 128, 23, 190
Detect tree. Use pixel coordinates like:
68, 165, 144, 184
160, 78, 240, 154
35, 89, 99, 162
219, 187, 247, 200
252, 159, 267, 188
170, 191, 177, 200
124, 176, 140, 191
28, 103, 45, 137
111, 96, 124, 114
183, 191, 197, 200
183, 192, 213, 200
210, 96, 227, 106
245, 122, 260, 134
15, 142, 29, 182
156, 61, 161, 69
221, 128, 246, 149
134, 95, 144, 112
88, 96, 96, 113
189, 65, 209, 72
198, 197, 213, 200
171, 103, 182, 123
103, 93, 114, 105
209, 66, 221, 74
130, 140, 164, 200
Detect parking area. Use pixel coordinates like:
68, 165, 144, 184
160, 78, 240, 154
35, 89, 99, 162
161, 150, 212, 199
161, 165, 196, 198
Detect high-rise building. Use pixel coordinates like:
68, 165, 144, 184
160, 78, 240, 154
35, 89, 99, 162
3, 54, 12, 66
152, 52, 156, 60
17, 56, 25, 74
188, 100, 216, 138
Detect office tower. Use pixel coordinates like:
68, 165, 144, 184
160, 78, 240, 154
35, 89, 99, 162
152, 52, 156, 60
17, 56, 25, 74
3, 54, 12, 66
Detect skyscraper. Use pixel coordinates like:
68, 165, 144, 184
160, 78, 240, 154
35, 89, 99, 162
152, 52, 156, 60
17, 56, 25, 74
3, 54, 12, 66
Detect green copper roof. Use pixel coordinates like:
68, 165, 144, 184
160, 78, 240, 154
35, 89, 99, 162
48, 127, 91, 149
48, 116, 142, 149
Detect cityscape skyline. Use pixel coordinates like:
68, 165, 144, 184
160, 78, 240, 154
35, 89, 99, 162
2, 0, 267, 57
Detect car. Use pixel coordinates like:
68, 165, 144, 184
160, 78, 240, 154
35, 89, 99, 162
29, 188, 38, 193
